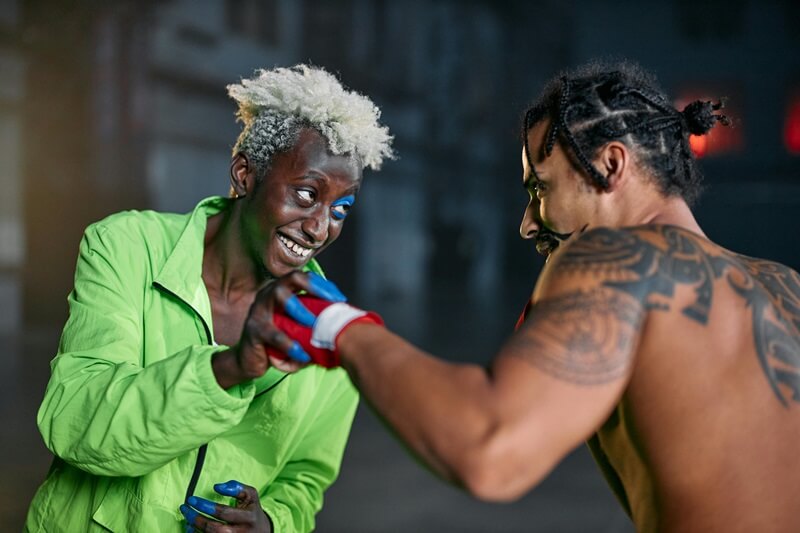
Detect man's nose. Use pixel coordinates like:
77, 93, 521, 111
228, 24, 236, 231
519, 201, 541, 240
301, 208, 330, 244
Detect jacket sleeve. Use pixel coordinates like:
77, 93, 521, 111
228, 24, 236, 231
260, 373, 359, 533
37, 223, 256, 477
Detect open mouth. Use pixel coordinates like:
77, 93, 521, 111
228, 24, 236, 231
277, 234, 313, 259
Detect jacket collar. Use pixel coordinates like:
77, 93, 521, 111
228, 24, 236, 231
154, 196, 230, 334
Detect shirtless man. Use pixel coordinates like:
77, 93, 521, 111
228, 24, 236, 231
246, 61, 800, 532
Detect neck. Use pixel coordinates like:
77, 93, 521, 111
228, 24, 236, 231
638, 196, 705, 237
203, 202, 271, 298
612, 179, 706, 238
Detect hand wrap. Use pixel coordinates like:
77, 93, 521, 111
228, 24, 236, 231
269, 295, 383, 368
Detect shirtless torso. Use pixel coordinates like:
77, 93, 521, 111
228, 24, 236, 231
535, 225, 800, 532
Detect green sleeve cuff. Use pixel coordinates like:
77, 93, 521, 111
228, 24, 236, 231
193, 345, 256, 410
260, 499, 288, 533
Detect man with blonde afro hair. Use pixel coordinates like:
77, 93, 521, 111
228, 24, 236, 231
26, 64, 393, 533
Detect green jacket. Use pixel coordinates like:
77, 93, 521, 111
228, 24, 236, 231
25, 197, 359, 532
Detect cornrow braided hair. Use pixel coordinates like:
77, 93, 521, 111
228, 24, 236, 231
521, 61, 730, 205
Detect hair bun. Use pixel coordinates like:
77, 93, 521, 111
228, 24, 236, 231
680, 99, 729, 135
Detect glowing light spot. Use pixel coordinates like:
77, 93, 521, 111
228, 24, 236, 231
689, 134, 708, 158
784, 97, 800, 154
676, 88, 743, 158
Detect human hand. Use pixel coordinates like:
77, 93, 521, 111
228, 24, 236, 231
215, 271, 345, 388
181, 480, 271, 532
266, 273, 384, 368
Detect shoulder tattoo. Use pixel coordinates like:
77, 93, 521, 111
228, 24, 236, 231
510, 288, 643, 385
513, 226, 800, 404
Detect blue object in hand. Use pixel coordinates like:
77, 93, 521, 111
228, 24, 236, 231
307, 272, 347, 302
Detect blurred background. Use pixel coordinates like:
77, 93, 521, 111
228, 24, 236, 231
1, 0, 799, 531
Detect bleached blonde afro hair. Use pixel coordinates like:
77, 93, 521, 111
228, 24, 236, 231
228, 64, 394, 177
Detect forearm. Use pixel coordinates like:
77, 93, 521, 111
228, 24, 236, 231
338, 323, 499, 487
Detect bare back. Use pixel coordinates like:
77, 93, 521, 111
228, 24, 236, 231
557, 226, 800, 532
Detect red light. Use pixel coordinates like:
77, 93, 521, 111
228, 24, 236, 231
785, 97, 800, 154
689, 134, 708, 158
675, 87, 743, 157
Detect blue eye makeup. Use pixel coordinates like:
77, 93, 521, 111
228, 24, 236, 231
331, 195, 355, 220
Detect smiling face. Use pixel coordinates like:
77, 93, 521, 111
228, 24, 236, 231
237, 129, 362, 277
519, 119, 603, 256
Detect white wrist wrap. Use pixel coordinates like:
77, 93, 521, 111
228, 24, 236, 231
311, 303, 367, 350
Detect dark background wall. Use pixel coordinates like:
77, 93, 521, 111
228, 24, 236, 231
1, 0, 798, 530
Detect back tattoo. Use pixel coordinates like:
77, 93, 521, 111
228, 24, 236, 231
516, 226, 800, 405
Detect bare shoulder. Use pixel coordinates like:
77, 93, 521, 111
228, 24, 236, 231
544, 224, 793, 308
540, 224, 800, 407
536, 224, 723, 306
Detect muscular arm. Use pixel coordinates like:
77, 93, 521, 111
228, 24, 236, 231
337, 229, 649, 501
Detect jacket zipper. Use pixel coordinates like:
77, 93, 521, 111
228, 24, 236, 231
165, 278, 293, 500
184, 443, 208, 501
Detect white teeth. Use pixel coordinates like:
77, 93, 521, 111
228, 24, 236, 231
278, 235, 312, 258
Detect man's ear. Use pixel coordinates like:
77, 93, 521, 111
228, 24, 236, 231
596, 141, 629, 192
230, 152, 256, 198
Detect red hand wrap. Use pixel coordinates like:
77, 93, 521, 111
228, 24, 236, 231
268, 295, 383, 368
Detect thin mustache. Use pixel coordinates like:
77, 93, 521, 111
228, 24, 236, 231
534, 224, 588, 243
534, 228, 571, 243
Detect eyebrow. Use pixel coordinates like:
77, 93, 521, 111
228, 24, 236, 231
297, 172, 361, 196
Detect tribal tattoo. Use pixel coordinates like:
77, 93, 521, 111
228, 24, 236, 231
514, 226, 800, 405
730, 256, 800, 406
517, 288, 644, 385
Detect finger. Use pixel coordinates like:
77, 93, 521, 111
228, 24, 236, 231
214, 480, 245, 498
211, 504, 256, 526
188, 512, 232, 533
268, 354, 304, 373
258, 324, 308, 362
214, 480, 264, 509
286, 341, 311, 363
283, 294, 317, 327
251, 273, 301, 319
253, 271, 330, 322
307, 272, 347, 302
187, 496, 255, 527
180, 503, 199, 526
182, 504, 227, 531
186, 496, 218, 518
262, 329, 311, 364
250, 281, 298, 326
